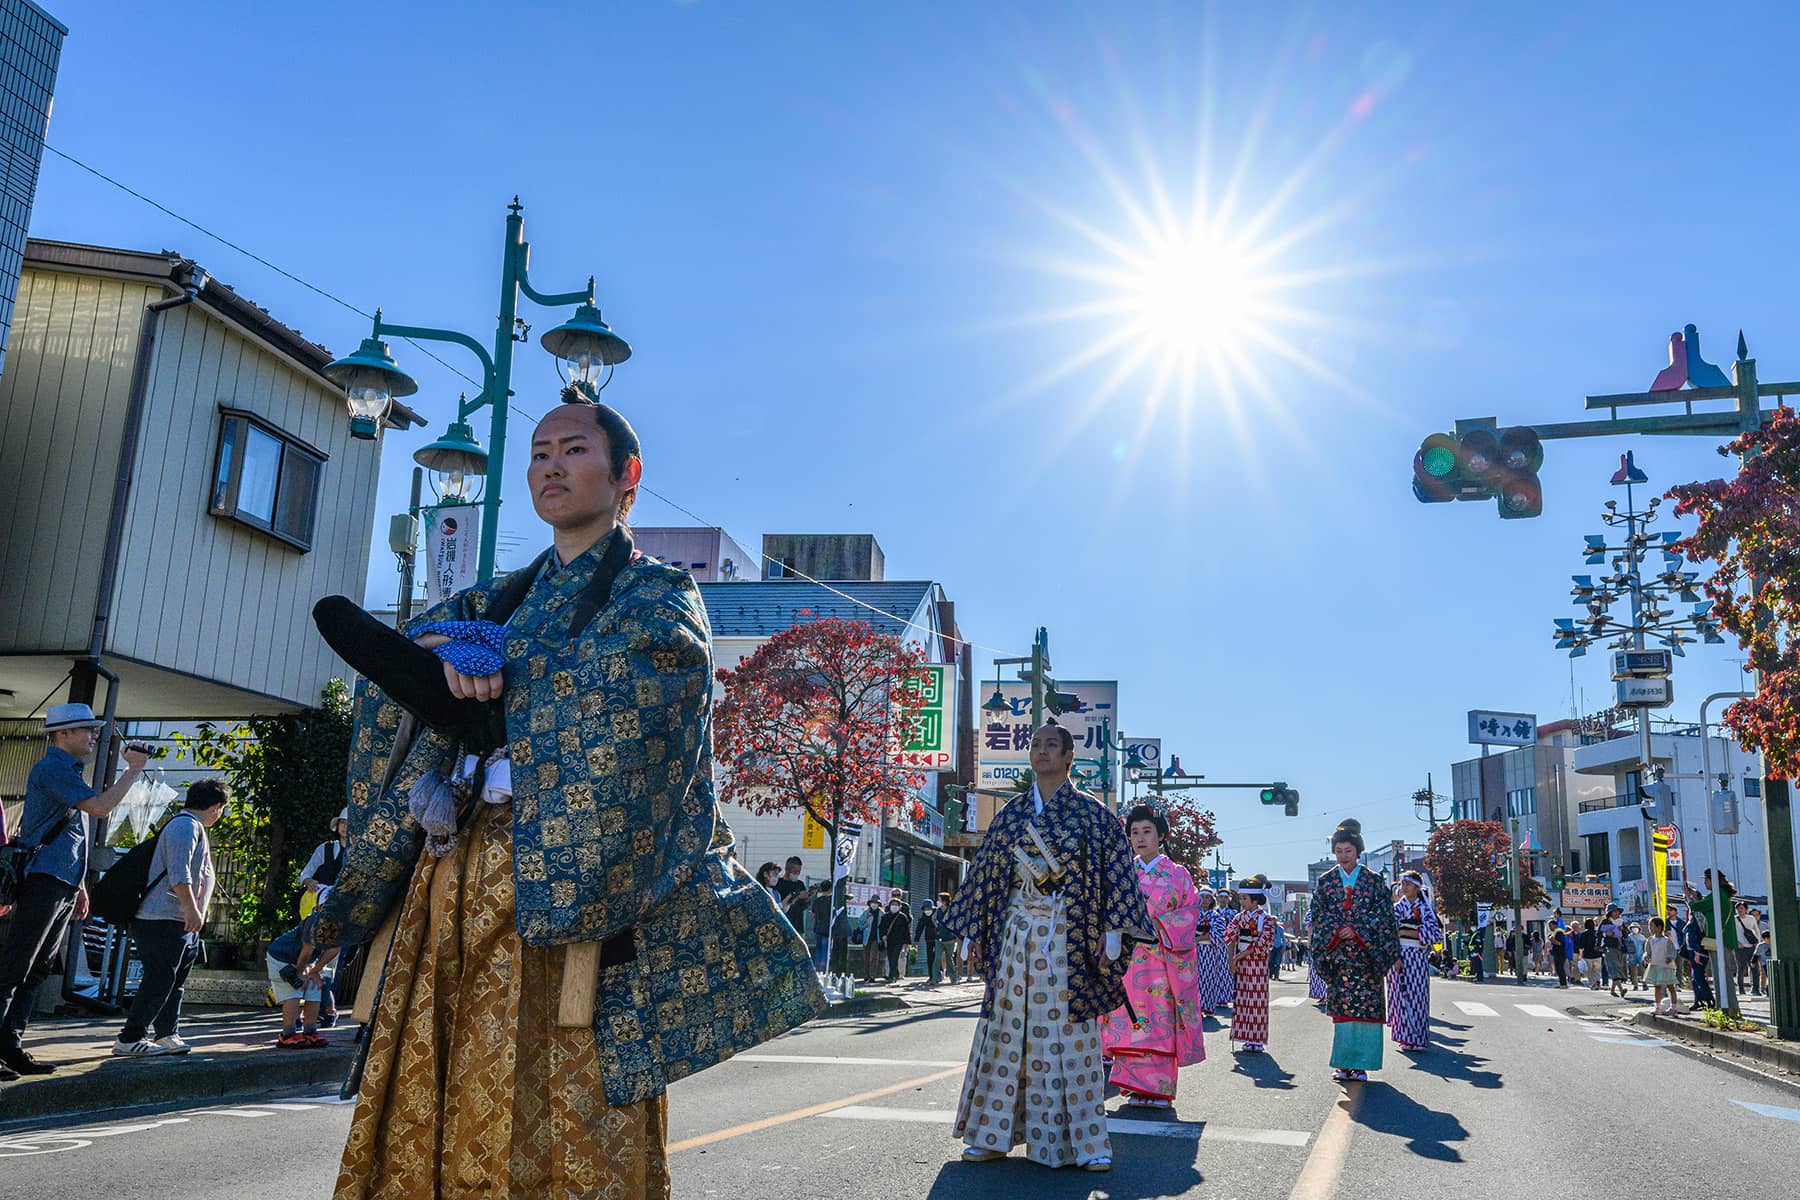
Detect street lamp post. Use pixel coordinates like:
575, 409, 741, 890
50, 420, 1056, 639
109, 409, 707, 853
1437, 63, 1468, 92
326, 199, 631, 582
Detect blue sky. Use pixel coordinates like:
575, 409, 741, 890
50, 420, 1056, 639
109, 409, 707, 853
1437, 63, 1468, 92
34, 2, 1800, 876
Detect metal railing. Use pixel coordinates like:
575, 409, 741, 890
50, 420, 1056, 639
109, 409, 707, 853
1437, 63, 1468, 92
1577, 793, 1641, 814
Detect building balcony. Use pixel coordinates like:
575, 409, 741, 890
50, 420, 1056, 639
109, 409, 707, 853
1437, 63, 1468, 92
1578, 793, 1640, 815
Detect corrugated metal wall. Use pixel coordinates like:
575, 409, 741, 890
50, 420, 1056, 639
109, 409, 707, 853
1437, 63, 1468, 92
0, 269, 159, 653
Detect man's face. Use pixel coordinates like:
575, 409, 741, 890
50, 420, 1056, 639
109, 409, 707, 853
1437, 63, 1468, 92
52, 727, 98, 759
784, 862, 802, 878
527, 406, 632, 530
1028, 724, 1072, 774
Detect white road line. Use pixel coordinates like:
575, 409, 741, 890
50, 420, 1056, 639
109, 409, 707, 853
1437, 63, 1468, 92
1453, 1001, 1497, 1016
1588, 1035, 1670, 1046
819, 1106, 1309, 1145
201, 1108, 279, 1118
735, 1054, 967, 1068
1733, 1100, 1800, 1122
1515, 1003, 1574, 1020
1271, 996, 1308, 1007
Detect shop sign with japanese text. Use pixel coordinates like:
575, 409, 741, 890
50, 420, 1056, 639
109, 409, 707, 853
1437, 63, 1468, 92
893, 663, 957, 770
977, 680, 1119, 791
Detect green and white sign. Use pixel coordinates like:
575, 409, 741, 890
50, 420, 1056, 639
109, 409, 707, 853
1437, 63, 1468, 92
895, 663, 957, 770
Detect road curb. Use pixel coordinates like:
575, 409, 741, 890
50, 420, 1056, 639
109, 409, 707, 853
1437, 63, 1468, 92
1628, 1010, 1800, 1093
0, 1044, 356, 1129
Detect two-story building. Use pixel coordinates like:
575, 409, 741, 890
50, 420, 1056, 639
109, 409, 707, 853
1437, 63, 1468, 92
0, 239, 421, 804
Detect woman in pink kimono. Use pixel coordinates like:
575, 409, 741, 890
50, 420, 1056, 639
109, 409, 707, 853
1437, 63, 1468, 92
1101, 806, 1205, 1106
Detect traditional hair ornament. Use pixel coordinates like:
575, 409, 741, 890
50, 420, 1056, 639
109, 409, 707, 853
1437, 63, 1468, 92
1234, 872, 1270, 898
1331, 817, 1365, 853
1400, 869, 1425, 887
1124, 802, 1170, 840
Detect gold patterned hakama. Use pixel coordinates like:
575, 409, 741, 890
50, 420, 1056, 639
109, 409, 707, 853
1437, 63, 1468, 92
335, 801, 669, 1200
953, 872, 1110, 1168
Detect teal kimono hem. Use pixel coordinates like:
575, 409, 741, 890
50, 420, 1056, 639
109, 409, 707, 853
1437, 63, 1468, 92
1330, 1018, 1384, 1071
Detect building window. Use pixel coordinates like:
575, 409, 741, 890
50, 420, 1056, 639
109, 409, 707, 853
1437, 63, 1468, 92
210, 409, 326, 550
1745, 777, 1762, 798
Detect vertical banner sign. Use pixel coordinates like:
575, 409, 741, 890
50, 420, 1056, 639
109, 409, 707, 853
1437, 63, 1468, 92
1475, 902, 1493, 929
894, 664, 958, 770
1652, 825, 1674, 919
423, 504, 480, 604
802, 810, 826, 850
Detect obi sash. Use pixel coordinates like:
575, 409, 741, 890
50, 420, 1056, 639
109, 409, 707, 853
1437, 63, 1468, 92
1398, 917, 1422, 946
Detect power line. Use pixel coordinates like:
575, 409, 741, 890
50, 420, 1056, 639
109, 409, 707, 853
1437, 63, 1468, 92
46, 141, 1028, 662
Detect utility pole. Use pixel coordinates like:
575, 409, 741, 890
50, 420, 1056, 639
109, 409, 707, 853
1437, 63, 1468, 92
1508, 816, 1527, 983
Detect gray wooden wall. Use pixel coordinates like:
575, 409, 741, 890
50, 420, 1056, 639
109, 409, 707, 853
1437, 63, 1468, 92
0, 266, 384, 712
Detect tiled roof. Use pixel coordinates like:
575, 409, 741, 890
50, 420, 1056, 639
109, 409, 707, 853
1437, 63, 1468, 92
698, 580, 935, 639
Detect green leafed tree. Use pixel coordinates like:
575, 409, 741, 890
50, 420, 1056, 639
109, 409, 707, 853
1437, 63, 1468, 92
173, 677, 353, 945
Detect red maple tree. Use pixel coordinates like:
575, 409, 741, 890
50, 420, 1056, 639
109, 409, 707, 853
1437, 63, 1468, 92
1159, 794, 1222, 875
1423, 820, 1546, 920
714, 618, 929, 843
1669, 406, 1800, 776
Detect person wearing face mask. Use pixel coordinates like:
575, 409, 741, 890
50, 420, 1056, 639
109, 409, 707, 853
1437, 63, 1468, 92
880, 897, 912, 981
1307, 819, 1401, 1083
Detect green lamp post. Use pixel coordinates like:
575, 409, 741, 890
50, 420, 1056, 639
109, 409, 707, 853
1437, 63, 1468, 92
324, 198, 631, 581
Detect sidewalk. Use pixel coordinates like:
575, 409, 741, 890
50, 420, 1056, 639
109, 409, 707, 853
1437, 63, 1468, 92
0, 1007, 356, 1128
1620, 987, 1800, 1081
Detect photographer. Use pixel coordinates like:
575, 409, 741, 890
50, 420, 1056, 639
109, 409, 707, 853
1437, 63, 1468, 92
0, 704, 150, 1079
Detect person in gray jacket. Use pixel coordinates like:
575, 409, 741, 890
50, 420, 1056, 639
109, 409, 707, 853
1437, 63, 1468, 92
111, 779, 230, 1057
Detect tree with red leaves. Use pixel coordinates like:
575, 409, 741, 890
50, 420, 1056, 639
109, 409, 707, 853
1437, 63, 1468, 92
714, 618, 929, 852
1669, 406, 1800, 777
1158, 793, 1222, 875
1424, 820, 1546, 921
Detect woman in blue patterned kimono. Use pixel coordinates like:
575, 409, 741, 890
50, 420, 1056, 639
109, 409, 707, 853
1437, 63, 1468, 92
313, 399, 824, 1198
1307, 819, 1400, 1083
1193, 886, 1231, 1014
942, 722, 1151, 1173
1385, 870, 1441, 1051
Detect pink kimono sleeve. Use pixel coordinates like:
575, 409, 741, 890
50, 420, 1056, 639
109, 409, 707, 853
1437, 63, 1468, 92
1155, 863, 1203, 954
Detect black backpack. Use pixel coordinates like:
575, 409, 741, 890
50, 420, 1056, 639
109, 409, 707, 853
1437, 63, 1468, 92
89, 813, 196, 927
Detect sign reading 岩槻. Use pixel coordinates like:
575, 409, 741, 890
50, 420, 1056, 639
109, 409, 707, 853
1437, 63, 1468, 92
893, 664, 957, 770
977, 680, 1119, 792
423, 504, 480, 604
1467, 710, 1537, 747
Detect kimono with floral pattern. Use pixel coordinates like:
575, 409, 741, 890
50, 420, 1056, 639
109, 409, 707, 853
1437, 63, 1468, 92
1308, 865, 1401, 1024
1101, 856, 1205, 1098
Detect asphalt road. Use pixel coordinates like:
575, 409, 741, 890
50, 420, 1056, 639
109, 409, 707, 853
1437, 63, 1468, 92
2, 974, 1794, 1199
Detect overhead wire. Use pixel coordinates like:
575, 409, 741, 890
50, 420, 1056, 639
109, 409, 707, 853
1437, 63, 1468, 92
44, 141, 1028, 661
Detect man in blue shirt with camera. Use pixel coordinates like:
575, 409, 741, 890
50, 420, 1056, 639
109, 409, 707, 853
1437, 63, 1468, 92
0, 703, 148, 1080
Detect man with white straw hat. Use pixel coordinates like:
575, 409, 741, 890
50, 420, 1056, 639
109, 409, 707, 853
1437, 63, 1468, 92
0, 703, 150, 1080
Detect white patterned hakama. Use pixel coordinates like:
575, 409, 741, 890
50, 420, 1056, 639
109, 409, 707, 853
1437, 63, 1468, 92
955, 871, 1110, 1168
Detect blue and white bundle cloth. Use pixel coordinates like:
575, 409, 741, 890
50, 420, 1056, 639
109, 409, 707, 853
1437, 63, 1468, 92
413, 619, 508, 677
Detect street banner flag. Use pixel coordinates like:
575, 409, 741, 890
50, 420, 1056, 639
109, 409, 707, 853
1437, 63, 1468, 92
1651, 825, 1674, 918
1475, 901, 1493, 929
833, 821, 861, 886
423, 504, 480, 604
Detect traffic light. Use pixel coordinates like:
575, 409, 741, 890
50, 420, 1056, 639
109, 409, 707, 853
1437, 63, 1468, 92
1411, 426, 1544, 518
1639, 776, 1675, 824
1259, 783, 1299, 816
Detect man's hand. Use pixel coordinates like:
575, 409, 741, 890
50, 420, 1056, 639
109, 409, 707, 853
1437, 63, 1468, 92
416, 633, 505, 701
181, 901, 205, 935
303, 878, 322, 894
72, 885, 90, 922
121, 745, 150, 770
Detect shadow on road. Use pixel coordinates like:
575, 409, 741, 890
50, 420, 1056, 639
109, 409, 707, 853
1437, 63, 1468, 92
1397, 1041, 1502, 1089
1227, 1050, 1296, 1090
1350, 1081, 1470, 1161
922, 1134, 1202, 1200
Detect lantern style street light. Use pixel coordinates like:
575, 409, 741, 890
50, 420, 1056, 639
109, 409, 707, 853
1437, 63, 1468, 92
324, 198, 631, 580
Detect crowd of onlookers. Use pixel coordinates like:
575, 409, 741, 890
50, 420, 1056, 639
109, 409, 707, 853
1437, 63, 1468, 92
1428, 870, 1771, 1014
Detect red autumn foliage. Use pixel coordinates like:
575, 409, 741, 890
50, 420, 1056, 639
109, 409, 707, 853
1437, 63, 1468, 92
713, 618, 929, 835
1423, 820, 1547, 920
1158, 793, 1222, 875
1668, 406, 1800, 777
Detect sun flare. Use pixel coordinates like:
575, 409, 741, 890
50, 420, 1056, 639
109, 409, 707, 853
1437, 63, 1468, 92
1118, 228, 1267, 364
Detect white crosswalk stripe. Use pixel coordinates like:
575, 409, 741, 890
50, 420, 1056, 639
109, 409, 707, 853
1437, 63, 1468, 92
1514, 1003, 1576, 1020
1452, 1001, 1498, 1016
1271, 996, 1308, 1007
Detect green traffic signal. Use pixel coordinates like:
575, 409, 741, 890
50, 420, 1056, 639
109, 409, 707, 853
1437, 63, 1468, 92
1260, 787, 1277, 804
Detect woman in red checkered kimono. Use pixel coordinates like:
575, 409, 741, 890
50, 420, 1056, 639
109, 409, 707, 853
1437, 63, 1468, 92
1224, 875, 1277, 1052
